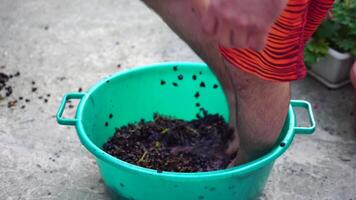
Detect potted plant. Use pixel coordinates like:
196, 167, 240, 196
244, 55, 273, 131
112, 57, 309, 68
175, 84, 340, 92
304, 0, 356, 88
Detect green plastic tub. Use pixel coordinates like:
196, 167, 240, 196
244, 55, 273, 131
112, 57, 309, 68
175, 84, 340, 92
56, 62, 316, 200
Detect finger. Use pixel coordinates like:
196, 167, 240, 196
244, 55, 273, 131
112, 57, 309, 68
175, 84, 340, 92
246, 29, 268, 51
225, 14, 249, 48
231, 26, 248, 48
201, 2, 219, 35
217, 14, 242, 48
192, 0, 210, 18
218, 21, 233, 48
201, 13, 218, 35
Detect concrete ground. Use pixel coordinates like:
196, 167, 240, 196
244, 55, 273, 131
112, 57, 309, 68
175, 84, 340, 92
0, 0, 355, 199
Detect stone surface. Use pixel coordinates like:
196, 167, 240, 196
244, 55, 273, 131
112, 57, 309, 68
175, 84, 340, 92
0, 0, 355, 199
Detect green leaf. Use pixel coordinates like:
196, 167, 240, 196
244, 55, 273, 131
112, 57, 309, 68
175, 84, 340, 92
351, 48, 356, 56
311, 0, 356, 54
304, 39, 329, 67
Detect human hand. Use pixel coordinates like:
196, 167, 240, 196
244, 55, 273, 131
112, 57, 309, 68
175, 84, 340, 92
193, 0, 288, 50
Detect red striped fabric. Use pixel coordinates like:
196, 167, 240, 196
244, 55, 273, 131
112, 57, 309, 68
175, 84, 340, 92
219, 0, 334, 82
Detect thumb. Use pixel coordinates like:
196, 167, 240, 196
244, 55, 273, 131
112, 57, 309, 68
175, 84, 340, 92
201, 1, 220, 35
192, 0, 210, 17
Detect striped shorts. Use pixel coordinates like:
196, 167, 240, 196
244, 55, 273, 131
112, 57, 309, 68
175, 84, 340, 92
219, 0, 334, 82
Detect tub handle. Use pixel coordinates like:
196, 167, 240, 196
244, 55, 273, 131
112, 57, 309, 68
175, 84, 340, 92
56, 93, 85, 126
291, 100, 316, 134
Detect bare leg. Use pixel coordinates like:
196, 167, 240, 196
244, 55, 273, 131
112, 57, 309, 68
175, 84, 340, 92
226, 62, 290, 164
142, 0, 290, 164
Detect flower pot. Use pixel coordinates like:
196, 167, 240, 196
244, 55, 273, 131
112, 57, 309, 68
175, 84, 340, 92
56, 62, 316, 200
308, 48, 355, 89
